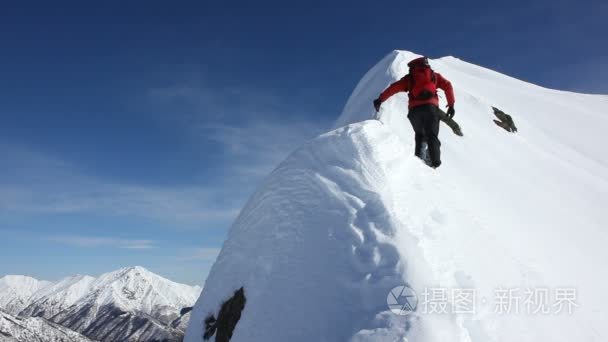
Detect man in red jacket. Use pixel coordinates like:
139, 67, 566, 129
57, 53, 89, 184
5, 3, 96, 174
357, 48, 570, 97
373, 56, 455, 168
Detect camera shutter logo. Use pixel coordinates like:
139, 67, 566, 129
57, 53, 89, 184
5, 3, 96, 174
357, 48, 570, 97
387, 286, 418, 315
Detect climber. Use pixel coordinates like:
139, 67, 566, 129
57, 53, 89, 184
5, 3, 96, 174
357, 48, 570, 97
373, 56, 455, 168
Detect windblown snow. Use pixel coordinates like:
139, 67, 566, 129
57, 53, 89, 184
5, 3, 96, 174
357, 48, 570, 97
185, 50, 608, 342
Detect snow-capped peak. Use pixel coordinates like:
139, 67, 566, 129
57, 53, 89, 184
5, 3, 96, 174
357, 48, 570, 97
0, 276, 51, 316
30, 275, 96, 302
20, 274, 96, 319
0, 276, 51, 295
82, 265, 200, 314
47, 266, 201, 341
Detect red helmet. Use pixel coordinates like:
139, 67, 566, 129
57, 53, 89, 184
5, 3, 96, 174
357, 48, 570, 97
407, 57, 430, 68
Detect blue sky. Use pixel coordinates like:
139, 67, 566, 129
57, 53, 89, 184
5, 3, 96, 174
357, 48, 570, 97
0, 0, 606, 286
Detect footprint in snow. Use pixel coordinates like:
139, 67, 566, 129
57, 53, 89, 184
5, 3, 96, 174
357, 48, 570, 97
429, 208, 447, 225
423, 223, 437, 239
454, 270, 475, 288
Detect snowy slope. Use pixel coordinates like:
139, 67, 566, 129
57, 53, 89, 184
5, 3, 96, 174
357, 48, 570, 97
186, 50, 608, 341
0, 310, 92, 342
20, 275, 96, 319
0, 276, 51, 316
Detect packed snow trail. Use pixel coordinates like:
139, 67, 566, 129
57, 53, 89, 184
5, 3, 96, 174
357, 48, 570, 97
186, 51, 608, 341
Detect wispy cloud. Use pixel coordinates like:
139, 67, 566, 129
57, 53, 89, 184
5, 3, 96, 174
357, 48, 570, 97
177, 247, 222, 261
50, 235, 156, 249
1, 66, 334, 285
0, 143, 240, 225
0, 76, 329, 231
147, 79, 329, 178
198, 119, 325, 177
1, 183, 239, 221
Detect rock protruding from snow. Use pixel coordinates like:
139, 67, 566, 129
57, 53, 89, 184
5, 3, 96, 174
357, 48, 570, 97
186, 50, 608, 342
0, 310, 92, 342
0, 276, 51, 316
170, 308, 193, 332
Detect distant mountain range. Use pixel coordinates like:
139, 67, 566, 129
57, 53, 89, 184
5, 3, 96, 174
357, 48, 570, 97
0, 266, 201, 341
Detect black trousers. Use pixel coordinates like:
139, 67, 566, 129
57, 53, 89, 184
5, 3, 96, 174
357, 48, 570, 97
408, 104, 441, 167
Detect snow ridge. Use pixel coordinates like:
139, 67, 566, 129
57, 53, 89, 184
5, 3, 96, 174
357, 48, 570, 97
20, 275, 96, 319
186, 50, 608, 342
0, 276, 52, 316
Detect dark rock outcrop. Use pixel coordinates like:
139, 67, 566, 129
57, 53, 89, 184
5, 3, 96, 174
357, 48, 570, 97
492, 106, 518, 132
203, 288, 246, 342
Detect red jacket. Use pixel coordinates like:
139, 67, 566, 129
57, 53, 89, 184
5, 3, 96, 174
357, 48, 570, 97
378, 72, 455, 110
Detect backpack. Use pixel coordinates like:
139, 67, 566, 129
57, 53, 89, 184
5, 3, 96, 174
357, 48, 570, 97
407, 58, 437, 101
